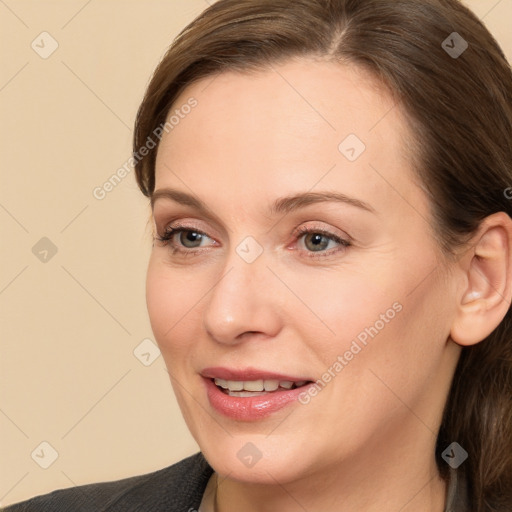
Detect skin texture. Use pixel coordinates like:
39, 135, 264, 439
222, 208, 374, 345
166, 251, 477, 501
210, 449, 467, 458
146, 57, 512, 512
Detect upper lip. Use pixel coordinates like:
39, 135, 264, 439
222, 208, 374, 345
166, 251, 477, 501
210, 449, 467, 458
201, 367, 312, 382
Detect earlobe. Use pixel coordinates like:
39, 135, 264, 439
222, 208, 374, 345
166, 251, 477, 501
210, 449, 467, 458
450, 212, 512, 347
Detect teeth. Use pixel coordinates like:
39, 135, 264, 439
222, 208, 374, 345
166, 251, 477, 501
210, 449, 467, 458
244, 380, 264, 392
264, 379, 280, 391
214, 379, 243, 391
214, 378, 228, 389
214, 378, 307, 393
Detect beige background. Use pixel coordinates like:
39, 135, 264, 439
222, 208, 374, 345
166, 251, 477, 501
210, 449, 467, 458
1, 0, 511, 506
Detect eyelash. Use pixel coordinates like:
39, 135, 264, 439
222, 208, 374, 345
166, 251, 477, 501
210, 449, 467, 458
155, 224, 351, 259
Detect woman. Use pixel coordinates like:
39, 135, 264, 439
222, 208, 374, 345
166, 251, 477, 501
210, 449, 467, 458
3, 0, 511, 510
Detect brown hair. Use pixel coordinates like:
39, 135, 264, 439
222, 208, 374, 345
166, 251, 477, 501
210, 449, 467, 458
133, 0, 512, 509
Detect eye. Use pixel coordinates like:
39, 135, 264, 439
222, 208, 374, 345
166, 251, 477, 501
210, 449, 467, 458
155, 224, 215, 254
295, 226, 351, 258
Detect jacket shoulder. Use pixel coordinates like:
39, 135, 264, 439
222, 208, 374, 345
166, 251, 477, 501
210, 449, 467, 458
1, 452, 212, 512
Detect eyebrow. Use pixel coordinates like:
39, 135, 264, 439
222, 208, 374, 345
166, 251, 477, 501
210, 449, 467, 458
151, 188, 376, 216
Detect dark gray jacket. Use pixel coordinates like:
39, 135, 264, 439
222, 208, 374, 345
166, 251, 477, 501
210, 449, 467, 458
1, 452, 469, 511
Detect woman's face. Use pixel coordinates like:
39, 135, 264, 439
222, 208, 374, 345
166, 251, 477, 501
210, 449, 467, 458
147, 58, 461, 483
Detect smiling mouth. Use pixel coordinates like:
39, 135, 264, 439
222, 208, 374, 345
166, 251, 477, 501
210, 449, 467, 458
213, 378, 313, 397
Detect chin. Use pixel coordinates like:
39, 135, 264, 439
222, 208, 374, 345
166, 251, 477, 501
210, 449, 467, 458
197, 431, 319, 484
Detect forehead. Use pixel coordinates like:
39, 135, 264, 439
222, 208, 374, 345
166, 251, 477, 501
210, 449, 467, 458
153, 57, 421, 220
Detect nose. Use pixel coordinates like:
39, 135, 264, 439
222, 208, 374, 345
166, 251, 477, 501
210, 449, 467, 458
202, 250, 283, 345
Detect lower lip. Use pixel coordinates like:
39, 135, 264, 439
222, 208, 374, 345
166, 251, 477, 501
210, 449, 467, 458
203, 377, 312, 421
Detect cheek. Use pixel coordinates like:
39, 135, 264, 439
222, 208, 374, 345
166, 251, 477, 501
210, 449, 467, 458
146, 255, 227, 381
289, 268, 401, 352
145, 257, 199, 352
146, 259, 172, 339
328, 272, 452, 415
292, 259, 445, 404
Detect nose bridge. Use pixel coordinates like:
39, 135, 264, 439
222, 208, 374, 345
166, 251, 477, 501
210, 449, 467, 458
202, 241, 281, 344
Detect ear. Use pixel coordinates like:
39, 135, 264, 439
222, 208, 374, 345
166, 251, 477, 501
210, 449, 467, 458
450, 212, 512, 347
